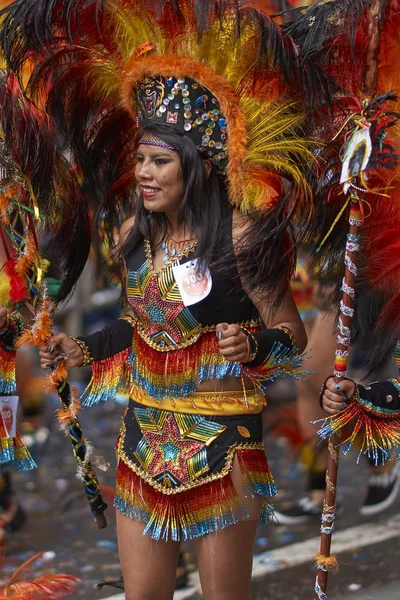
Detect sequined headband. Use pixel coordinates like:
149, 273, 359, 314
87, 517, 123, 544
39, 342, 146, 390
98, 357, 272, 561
139, 137, 177, 151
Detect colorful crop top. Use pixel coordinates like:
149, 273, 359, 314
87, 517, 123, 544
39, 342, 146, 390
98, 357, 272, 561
80, 220, 303, 406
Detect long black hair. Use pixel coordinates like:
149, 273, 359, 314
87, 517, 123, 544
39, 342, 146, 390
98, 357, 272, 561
99, 122, 296, 311
122, 123, 231, 268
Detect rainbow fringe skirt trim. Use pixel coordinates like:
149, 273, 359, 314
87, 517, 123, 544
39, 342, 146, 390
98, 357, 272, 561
114, 399, 276, 541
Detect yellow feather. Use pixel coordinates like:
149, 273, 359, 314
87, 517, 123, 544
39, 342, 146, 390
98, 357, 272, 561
109, 2, 168, 62
240, 98, 316, 213
0, 270, 11, 307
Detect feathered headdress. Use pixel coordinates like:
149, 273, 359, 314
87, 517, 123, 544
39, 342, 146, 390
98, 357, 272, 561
0, 0, 318, 298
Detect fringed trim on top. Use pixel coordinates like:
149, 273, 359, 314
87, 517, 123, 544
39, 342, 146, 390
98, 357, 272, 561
82, 347, 131, 407
82, 328, 310, 407
114, 446, 276, 541
82, 330, 241, 405
0, 316, 36, 471
127, 329, 241, 400
317, 392, 400, 465
242, 342, 310, 393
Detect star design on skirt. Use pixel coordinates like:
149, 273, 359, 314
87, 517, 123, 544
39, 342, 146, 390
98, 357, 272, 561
144, 414, 205, 483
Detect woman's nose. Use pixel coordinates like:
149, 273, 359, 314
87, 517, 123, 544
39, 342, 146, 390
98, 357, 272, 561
136, 160, 152, 179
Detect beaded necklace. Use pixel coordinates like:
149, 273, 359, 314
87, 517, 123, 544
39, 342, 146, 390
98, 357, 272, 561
161, 233, 197, 264
144, 237, 198, 273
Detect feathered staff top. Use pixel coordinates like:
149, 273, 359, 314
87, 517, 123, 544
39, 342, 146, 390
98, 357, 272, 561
284, 0, 400, 371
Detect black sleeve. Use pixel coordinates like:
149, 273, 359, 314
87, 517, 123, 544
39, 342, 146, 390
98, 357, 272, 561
357, 379, 400, 414
79, 317, 135, 362
246, 327, 295, 367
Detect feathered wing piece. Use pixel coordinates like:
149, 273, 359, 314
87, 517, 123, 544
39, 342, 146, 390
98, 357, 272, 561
0, 71, 91, 304
0, 552, 79, 599
0, 69, 92, 472
0, 70, 108, 522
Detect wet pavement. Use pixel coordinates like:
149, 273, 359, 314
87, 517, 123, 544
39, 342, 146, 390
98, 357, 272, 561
2, 382, 400, 600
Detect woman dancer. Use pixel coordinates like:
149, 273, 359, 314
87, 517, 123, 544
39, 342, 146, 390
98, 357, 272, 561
1, 2, 317, 597
40, 116, 307, 600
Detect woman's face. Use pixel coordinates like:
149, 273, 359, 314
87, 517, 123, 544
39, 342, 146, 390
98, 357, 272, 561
135, 138, 184, 215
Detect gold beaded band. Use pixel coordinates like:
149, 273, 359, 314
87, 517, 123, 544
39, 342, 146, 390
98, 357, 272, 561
241, 327, 259, 362
69, 336, 93, 367
273, 325, 297, 348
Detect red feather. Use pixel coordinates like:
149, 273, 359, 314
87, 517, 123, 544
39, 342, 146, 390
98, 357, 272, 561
0, 553, 80, 599
4, 258, 29, 304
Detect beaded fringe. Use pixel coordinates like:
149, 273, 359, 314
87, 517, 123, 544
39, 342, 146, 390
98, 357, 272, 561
0, 342, 36, 471
0, 345, 17, 395
82, 332, 242, 406
82, 348, 131, 407
114, 449, 276, 541
0, 432, 37, 471
242, 342, 309, 392
82, 335, 308, 407
317, 402, 400, 464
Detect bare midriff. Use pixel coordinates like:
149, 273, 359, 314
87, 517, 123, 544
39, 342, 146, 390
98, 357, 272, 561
196, 374, 254, 393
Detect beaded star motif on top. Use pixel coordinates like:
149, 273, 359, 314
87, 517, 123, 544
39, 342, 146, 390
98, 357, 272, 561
126, 247, 201, 348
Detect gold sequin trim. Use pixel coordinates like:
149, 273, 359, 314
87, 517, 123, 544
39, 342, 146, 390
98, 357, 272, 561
130, 385, 266, 415
135, 318, 261, 352
70, 337, 93, 367
237, 426, 251, 438
273, 325, 297, 348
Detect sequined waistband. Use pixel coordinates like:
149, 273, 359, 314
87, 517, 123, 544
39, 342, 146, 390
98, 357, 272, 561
130, 385, 266, 415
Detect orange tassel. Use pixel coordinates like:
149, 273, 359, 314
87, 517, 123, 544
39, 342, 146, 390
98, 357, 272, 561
14, 234, 37, 279
56, 388, 81, 424
314, 552, 339, 573
16, 298, 53, 347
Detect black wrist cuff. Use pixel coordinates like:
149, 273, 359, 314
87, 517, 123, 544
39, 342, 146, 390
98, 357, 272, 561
245, 327, 295, 367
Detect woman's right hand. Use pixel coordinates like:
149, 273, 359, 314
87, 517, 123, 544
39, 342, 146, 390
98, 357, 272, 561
39, 333, 84, 370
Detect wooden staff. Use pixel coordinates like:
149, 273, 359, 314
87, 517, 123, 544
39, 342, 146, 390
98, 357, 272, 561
57, 379, 108, 529
314, 197, 362, 598
314, 1, 386, 597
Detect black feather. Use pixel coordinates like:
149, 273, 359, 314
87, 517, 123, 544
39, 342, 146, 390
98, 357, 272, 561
0, 72, 91, 302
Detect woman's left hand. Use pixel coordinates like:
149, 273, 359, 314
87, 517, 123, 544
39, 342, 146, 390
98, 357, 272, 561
322, 377, 355, 415
216, 322, 249, 363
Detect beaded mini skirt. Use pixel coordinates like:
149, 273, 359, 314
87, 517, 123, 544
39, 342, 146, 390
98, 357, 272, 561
114, 392, 277, 541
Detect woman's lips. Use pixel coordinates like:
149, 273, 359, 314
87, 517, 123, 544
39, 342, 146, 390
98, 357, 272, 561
140, 185, 160, 198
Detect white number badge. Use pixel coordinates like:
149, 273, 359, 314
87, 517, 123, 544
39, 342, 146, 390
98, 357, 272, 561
0, 396, 18, 438
172, 259, 212, 307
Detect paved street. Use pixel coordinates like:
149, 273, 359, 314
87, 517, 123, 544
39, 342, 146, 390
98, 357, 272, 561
3, 386, 400, 600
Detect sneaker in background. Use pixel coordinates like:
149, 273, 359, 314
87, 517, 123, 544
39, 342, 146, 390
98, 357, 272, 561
274, 496, 322, 525
361, 461, 400, 516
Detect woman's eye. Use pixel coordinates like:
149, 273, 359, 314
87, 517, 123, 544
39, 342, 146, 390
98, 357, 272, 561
154, 159, 170, 166
135, 155, 144, 162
